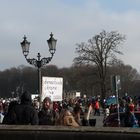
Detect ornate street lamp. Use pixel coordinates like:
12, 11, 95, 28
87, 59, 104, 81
20, 33, 57, 102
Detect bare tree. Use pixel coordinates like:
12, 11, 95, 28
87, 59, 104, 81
74, 30, 126, 100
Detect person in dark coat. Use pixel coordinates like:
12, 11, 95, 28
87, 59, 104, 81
38, 97, 57, 125
124, 106, 138, 127
3, 91, 39, 125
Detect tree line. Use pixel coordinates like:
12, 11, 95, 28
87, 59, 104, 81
0, 63, 139, 99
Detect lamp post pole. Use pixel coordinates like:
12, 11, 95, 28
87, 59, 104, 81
37, 53, 42, 103
20, 33, 57, 103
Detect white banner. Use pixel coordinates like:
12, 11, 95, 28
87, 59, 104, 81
76, 92, 80, 97
42, 77, 63, 102
31, 94, 39, 100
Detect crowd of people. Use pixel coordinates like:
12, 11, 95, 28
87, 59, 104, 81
103, 95, 140, 127
0, 91, 100, 127
0, 91, 140, 128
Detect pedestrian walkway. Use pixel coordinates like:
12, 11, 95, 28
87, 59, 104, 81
95, 108, 104, 127
94, 115, 104, 127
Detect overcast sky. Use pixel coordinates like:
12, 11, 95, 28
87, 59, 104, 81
0, 0, 140, 73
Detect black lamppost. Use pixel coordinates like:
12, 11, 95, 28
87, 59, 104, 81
20, 33, 57, 102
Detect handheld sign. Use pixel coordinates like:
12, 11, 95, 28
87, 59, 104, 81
42, 77, 63, 102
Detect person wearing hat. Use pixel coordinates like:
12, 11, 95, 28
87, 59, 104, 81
38, 97, 58, 125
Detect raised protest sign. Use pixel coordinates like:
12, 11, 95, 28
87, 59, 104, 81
42, 77, 63, 102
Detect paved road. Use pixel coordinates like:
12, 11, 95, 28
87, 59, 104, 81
89, 109, 104, 127
80, 108, 104, 127
94, 114, 104, 127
